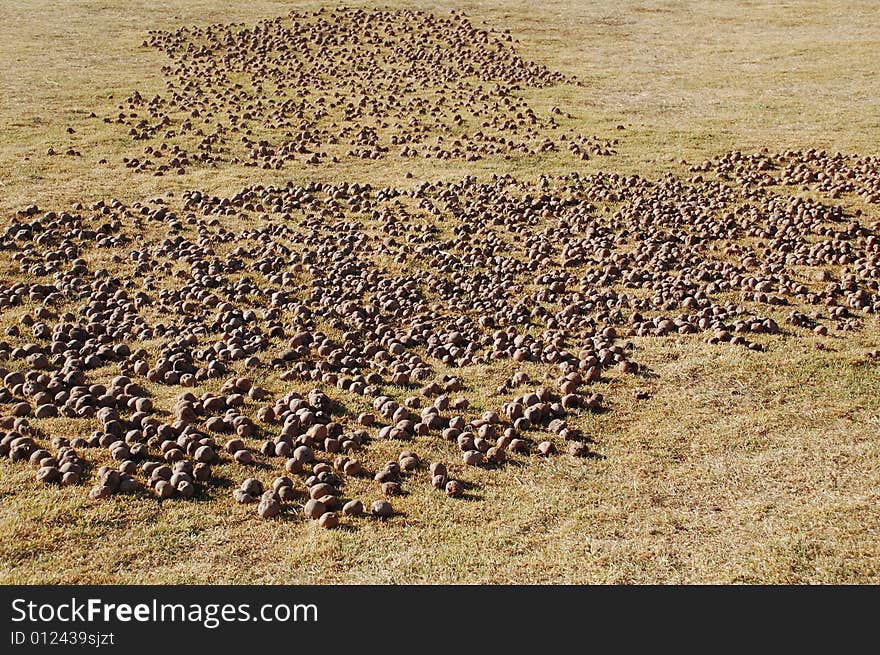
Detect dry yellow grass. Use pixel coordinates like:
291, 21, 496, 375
1, 0, 879, 584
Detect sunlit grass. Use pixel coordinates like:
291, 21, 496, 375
1, 0, 879, 584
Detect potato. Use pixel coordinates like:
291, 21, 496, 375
342, 499, 364, 516
457, 433, 475, 451
59, 461, 81, 477
169, 472, 192, 487
29, 449, 51, 466
273, 476, 293, 491
317, 512, 339, 528
118, 476, 140, 493
234, 449, 253, 465
194, 445, 215, 463
462, 450, 484, 466
164, 448, 184, 462
431, 474, 447, 490
537, 441, 557, 456
473, 437, 491, 453
381, 481, 402, 496
445, 480, 464, 498
193, 463, 212, 481
303, 498, 326, 519
399, 456, 419, 472
177, 480, 195, 499
293, 445, 314, 463
233, 489, 257, 504
374, 467, 398, 483
240, 478, 263, 496
309, 482, 334, 500
154, 479, 174, 499
318, 494, 340, 510
486, 446, 506, 464
258, 497, 280, 519
89, 485, 113, 500
278, 486, 297, 502
225, 438, 245, 454
285, 457, 304, 474
569, 442, 590, 457
313, 462, 332, 475
118, 460, 138, 475
509, 439, 528, 454
429, 462, 447, 478
371, 500, 393, 518
343, 459, 362, 476
100, 469, 121, 492
152, 465, 173, 482
10, 445, 32, 462
38, 456, 57, 469
36, 466, 60, 484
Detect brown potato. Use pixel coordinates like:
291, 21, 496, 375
258, 497, 280, 518
233, 489, 257, 504
462, 450, 484, 466
303, 498, 326, 519
225, 438, 245, 454
381, 481, 402, 496
193, 463, 212, 481
118, 460, 138, 475
292, 445, 314, 463
273, 476, 293, 491
309, 482, 335, 499
154, 479, 174, 499
374, 467, 398, 483
240, 478, 263, 496
445, 480, 464, 498
177, 480, 196, 499
89, 485, 113, 500
118, 476, 140, 493
194, 445, 215, 463
486, 447, 506, 464
399, 456, 419, 472
537, 441, 557, 456
36, 466, 60, 484
285, 457, 304, 474
317, 511, 339, 528
234, 449, 253, 465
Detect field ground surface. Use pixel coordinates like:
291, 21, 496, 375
1, 0, 879, 583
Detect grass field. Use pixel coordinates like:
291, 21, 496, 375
1, 0, 879, 584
